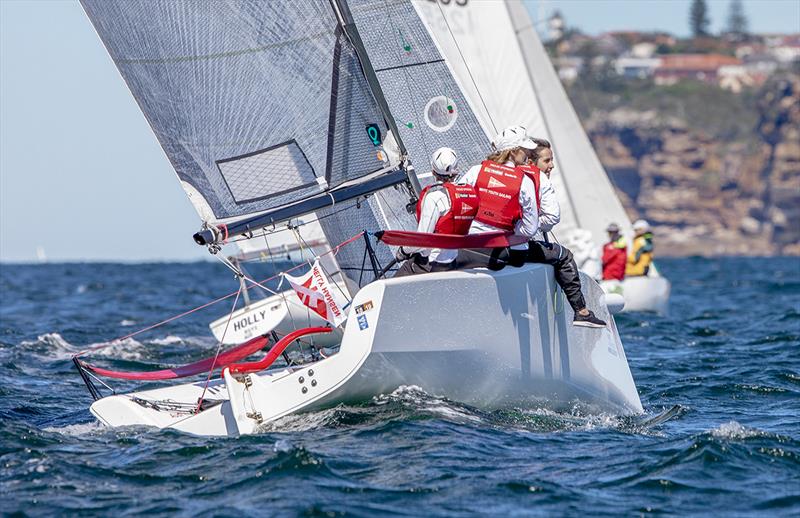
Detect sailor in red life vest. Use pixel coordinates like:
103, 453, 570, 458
459, 127, 607, 328
394, 147, 478, 277
457, 126, 540, 267
602, 222, 627, 281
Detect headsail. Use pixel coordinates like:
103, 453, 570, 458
414, 0, 634, 252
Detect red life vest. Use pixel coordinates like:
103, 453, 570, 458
602, 237, 627, 281
473, 160, 524, 231
416, 182, 478, 235
518, 164, 541, 211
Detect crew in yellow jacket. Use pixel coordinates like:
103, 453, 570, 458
626, 219, 654, 276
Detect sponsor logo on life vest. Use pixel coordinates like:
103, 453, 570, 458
355, 300, 374, 314
487, 177, 506, 189
461, 203, 473, 214
478, 187, 512, 199
233, 310, 268, 333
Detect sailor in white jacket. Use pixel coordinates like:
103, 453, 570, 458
459, 126, 606, 328
394, 147, 478, 277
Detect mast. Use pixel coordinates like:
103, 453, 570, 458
330, 0, 421, 197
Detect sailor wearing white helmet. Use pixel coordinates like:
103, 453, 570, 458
457, 125, 540, 250
394, 147, 479, 277
458, 126, 606, 328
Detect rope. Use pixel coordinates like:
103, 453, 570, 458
75, 232, 364, 359
195, 286, 242, 413
433, 0, 498, 135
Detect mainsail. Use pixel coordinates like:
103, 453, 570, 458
308, 0, 497, 279
81, 0, 405, 231
414, 0, 635, 254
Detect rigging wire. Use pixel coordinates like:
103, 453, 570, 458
76, 232, 364, 359
195, 286, 242, 413
432, 0, 498, 135
225, 198, 363, 248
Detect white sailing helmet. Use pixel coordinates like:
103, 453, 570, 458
431, 147, 459, 176
492, 125, 537, 152
633, 219, 651, 232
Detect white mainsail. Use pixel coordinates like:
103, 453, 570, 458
414, 0, 669, 310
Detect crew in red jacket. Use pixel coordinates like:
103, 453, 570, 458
602, 223, 627, 281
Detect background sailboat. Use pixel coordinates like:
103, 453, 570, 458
414, 0, 671, 313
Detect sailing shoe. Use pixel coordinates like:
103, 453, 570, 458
573, 310, 607, 328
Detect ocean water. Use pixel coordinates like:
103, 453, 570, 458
1, 257, 798, 516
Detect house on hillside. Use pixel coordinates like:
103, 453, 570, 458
654, 54, 742, 85
615, 56, 662, 79
768, 34, 800, 64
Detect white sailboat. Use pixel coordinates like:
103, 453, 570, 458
414, 0, 670, 313
74, 0, 643, 437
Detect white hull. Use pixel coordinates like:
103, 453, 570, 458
600, 276, 671, 314
91, 265, 643, 436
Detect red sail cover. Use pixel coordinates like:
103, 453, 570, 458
80, 335, 271, 380
376, 230, 527, 249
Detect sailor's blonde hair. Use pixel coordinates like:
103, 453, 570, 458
487, 148, 525, 164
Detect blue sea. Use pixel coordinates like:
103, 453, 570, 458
1, 257, 798, 516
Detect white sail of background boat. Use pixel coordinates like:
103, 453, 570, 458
74, 0, 642, 437
415, 0, 670, 313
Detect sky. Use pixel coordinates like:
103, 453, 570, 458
1, 0, 798, 262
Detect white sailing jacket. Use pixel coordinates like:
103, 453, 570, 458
405, 186, 457, 264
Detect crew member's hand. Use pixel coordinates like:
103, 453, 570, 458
395, 246, 413, 262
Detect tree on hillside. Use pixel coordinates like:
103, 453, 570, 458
726, 0, 749, 40
690, 0, 711, 37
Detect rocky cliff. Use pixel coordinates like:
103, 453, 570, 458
583, 75, 800, 256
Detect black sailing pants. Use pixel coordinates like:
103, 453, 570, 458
523, 241, 586, 312
456, 242, 587, 312
393, 255, 457, 278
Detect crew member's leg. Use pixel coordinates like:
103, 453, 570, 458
393, 257, 457, 277
527, 241, 606, 328
455, 247, 513, 270
393, 257, 432, 277
526, 241, 585, 311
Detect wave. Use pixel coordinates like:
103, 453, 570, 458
709, 420, 769, 440
42, 421, 105, 436
257, 386, 682, 437
18, 333, 77, 360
